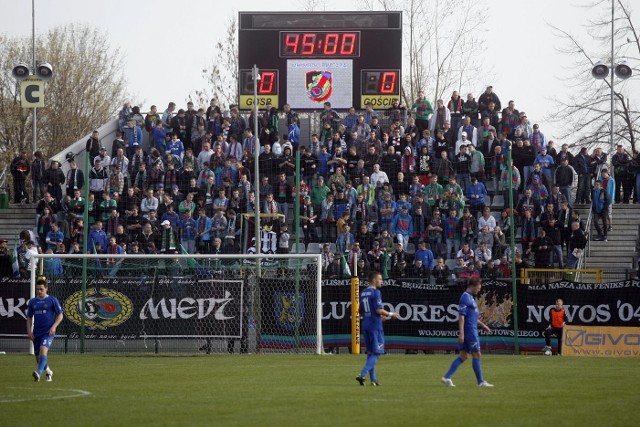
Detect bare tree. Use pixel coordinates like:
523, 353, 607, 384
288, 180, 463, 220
358, 0, 490, 108
548, 0, 639, 153
0, 24, 127, 167
191, 15, 238, 110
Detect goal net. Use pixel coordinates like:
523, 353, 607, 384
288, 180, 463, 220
24, 253, 322, 355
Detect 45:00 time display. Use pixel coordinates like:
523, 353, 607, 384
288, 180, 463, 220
279, 31, 361, 58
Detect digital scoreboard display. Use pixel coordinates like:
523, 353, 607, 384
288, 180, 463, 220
238, 12, 402, 110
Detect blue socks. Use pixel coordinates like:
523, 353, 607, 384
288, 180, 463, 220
472, 358, 483, 384
444, 356, 465, 379
37, 354, 48, 376
360, 354, 380, 382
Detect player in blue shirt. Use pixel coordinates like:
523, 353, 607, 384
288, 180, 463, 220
26, 277, 64, 382
441, 278, 494, 387
356, 271, 398, 386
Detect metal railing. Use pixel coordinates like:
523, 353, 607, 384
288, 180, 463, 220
575, 164, 607, 280
0, 166, 7, 192
522, 268, 604, 285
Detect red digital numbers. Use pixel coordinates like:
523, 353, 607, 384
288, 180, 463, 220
301, 33, 316, 55
284, 34, 300, 55
362, 70, 400, 95
324, 33, 339, 55
281, 32, 359, 57
340, 33, 356, 55
380, 71, 397, 94
258, 71, 276, 94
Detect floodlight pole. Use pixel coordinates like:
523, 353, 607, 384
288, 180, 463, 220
610, 0, 615, 178
507, 142, 519, 354
32, 0, 37, 154
253, 65, 261, 277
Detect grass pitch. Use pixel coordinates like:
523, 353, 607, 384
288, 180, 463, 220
1, 353, 638, 426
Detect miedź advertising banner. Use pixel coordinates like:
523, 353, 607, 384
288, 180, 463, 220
0, 276, 243, 339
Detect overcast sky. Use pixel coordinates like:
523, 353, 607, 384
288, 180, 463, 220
1, 0, 635, 143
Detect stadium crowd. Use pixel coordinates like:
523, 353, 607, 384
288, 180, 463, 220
8, 86, 640, 281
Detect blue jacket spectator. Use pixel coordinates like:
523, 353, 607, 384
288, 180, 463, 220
391, 210, 414, 237
466, 180, 487, 207
88, 225, 108, 253
414, 244, 435, 269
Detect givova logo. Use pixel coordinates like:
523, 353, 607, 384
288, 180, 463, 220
65, 288, 133, 330
565, 328, 640, 347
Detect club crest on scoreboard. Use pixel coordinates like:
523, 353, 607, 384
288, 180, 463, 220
306, 71, 332, 103
64, 288, 133, 330
274, 292, 305, 330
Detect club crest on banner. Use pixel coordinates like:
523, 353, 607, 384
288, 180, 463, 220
64, 288, 133, 330
274, 292, 305, 331
306, 70, 332, 103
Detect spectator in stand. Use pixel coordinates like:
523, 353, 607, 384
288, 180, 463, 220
475, 241, 492, 267
86, 129, 102, 160
554, 157, 576, 208
391, 205, 413, 250
611, 144, 632, 203
444, 208, 461, 260
478, 86, 502, 115
530, 124, 547, 152
501, 163, 521, 210
88, 221, 108, 254
43, 160, 65, 203
532, 229, 553, 268
476, 225, 494, 251
430, 99, 450, 134
534, 148, 555, 183
589, 147, 608, 177
336, 223, 354, 254
123, 118, 143, 159
632, 151, 640, 203
591, 179, 610, 241
432, 257, 450, 285
500, 100, 520, 139
30, 151, 46, 202
11, 151, 31, 204
574, 147, 591, 204
411, 90, 433, 135
521, 209, 537, 248
477, 207, 496, 233
414, 241, 435, 270
166, 132, 185, 161
516, 114, 533, 139
567, 221, 587, 268
36, 207, 55, 249
461, 93, 479, 128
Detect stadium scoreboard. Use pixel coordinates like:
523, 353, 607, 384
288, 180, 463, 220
238, 12, 402, 110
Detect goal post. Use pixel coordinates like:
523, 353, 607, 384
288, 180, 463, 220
30, 253, 323, 355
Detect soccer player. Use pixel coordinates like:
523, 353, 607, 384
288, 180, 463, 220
26, 277, 64, 382
543, 298, 567, 355
356, 271, 398, 386
441, 277, 493, 387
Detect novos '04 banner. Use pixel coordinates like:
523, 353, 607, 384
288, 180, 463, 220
0, 277, 243, 339
320, 279, 640, 351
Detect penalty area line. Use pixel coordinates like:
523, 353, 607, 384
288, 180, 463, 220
0, 388, 92, 403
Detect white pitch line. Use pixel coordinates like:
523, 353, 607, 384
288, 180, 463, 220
0, 388, 92, 403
